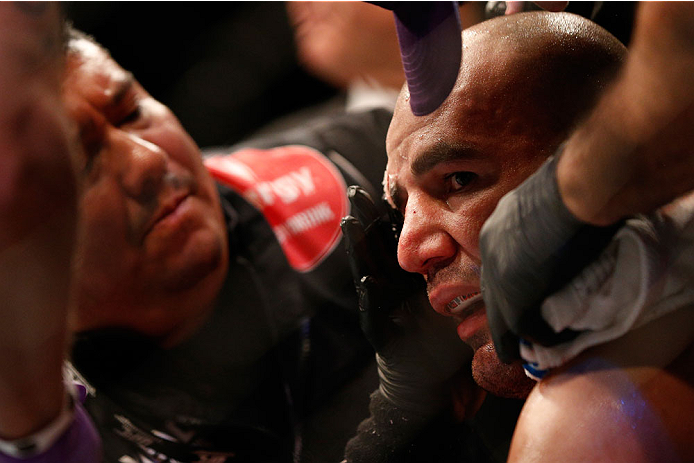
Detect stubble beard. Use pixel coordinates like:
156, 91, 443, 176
471, 337, 535, 399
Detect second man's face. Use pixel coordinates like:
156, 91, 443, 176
63, 38, 229, 343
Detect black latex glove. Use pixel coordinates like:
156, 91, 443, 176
341, 186, 471, 414
480, 154, 622, 363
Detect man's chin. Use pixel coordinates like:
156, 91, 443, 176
471, 340, 535, 399
155, 226, 227, 292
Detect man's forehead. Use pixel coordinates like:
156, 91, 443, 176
69, 39, 129, 80
384, 129, 439, 212
67, 42, 135, 104
384, 93, 439, 204
385, 99, 427, 163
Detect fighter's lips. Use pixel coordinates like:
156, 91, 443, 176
446, 293, 486, 342
143, 192, 191, 238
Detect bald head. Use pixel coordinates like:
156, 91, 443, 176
385, 11, 627, 399
393, 12, 626, 154
468, 12, 625, 135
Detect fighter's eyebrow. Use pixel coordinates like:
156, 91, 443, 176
388, 142, 481, 212
411, 142, 481, 176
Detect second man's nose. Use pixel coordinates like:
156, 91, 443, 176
116, 132, 167, 202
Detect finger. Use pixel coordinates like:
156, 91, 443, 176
385, 202, 406, 241
504, 1, 526, 15
341, 215, 379, 283
357, 275, 392, 351
347, 186, 402, 277
347, 185, 381, 229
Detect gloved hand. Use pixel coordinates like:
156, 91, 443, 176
341, 186, 472, 415
480, 152, 623, 364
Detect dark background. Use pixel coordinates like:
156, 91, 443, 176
64, 2, 339, 149
64, 2, 636, 150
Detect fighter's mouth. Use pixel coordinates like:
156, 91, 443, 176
446, 292, 483, 315
142, 192, 191, 241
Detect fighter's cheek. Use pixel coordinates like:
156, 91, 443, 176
131, 111, 199, 164
72, 238, 140, 303
442, 215, 482, 259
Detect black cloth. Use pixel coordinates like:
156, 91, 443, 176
70, 109, 392, 463
344, 390, 524, 463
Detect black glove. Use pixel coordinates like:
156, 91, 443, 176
341, 186, 471, 414
480, 152, 623, 363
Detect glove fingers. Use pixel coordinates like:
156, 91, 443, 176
343, 185, 429, 353
386, 202, 406, 241
342, 216, 394, 350
357, 275, 393, 351
484, 287, 521, 364
341, 216, 378, 284
347, 185, 381, 229
341, 213, 406, 294
347, 185, 402, 278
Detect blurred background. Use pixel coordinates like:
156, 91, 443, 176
65, 2, 338, 149
64, 2, 634, 150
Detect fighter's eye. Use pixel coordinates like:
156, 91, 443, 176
446, 171, 477, 191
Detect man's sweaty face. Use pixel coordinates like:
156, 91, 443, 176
63, 38, 228, 343
384, 33, 549, 397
